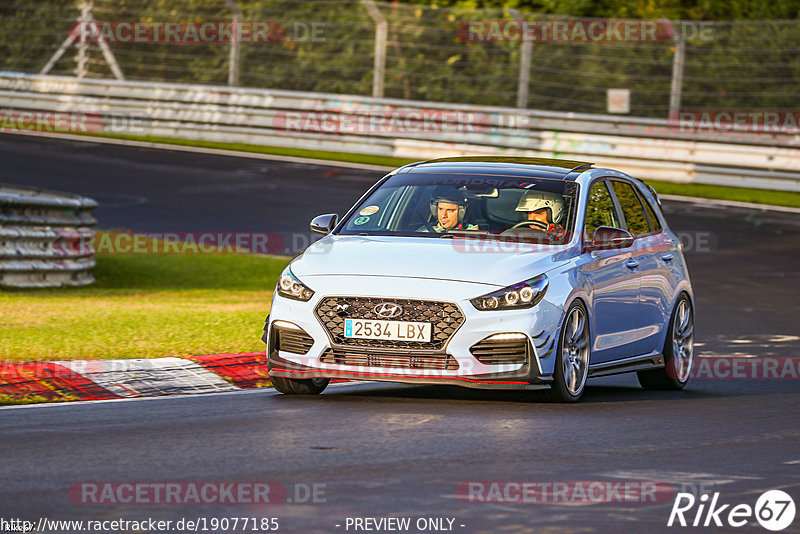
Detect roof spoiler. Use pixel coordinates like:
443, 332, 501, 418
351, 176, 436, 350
564, 163, 594, 180
388, 161, 427, 176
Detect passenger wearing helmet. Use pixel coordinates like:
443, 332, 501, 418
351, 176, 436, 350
419, 192, 478, 233
513, 190, 567, 240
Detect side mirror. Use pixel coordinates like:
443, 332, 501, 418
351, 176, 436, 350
586, 226, 634, 251
310, 213, 338, 235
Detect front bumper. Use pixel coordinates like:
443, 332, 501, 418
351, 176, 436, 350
266, 277, 565, 391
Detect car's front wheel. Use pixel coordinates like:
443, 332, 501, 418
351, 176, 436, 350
637, 294, 694, 390
546, 300, 590, 402
270, 376, 330, 395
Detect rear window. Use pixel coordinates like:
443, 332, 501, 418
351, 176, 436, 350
641, 194, 663, 232
611, 181, 650, 236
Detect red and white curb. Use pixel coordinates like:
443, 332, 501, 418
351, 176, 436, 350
0, 352, 271, 403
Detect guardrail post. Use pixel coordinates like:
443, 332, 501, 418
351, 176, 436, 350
669, 36, 686, 117
224, 0, 241, 86
74, 1, 90, 78
509, 10, 532, 109
362, 0, 387, 98
40, 0, 124, 80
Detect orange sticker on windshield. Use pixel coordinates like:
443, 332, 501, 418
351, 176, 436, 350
359, 205, 380, 216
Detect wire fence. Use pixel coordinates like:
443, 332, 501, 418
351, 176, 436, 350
0, 0, 799, 118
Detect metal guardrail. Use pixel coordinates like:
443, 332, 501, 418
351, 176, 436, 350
0, 184, 97, 288
1, 73, 800, 192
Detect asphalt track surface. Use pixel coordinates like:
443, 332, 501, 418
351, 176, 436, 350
1, 134, 799, 533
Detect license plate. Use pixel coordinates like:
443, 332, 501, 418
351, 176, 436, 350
344, 318, 431, 342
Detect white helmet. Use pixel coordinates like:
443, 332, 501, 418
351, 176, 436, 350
515, 190, 565, 223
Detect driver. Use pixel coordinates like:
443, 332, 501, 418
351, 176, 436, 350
420, 192, 478, 233
514, 190, 567, 239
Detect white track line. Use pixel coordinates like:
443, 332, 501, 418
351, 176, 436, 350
60, 358, 237, 397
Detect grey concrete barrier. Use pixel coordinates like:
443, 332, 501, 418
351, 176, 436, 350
0, 184, 97, 288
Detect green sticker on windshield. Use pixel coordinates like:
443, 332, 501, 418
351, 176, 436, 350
353, 216, 370, 225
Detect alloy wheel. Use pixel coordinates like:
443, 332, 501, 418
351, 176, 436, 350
671, 299, 694, 382
562, 306, 590, 395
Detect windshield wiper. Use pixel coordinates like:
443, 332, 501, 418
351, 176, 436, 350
438, 230, 489, 239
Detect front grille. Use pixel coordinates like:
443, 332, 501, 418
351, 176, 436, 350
470, 336, 529, 365
274, 324, 315, 355
319, 348, 459, 370
315, 297, 465, 350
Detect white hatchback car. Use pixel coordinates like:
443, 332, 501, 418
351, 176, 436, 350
264, 157, 694, 401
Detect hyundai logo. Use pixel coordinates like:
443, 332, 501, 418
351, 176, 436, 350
374, 303, 403, 319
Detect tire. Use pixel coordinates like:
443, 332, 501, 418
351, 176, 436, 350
546, 300, 591, 403
270, 375, 330, 395
637, 294, 694, 391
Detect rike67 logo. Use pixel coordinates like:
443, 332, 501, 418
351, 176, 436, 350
668, 490, 796, 531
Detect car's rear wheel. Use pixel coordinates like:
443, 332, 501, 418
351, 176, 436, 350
546, 300, 590, 403
270, 375, 330, 395
637, 294, 694, 390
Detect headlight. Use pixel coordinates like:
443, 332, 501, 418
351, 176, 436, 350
470, 274, 548, 311
277, 265, 314, 301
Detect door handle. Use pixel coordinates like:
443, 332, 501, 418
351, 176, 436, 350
626, 259, 640, 270
661, 253, 674, 263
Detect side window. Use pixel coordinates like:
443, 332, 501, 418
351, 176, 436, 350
344, 186, 403, 232
611, 181, 650, 236
584, 181, 619, 240
640, 193, 663, 232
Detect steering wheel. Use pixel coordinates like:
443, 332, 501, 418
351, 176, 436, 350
509, 219, 549, 231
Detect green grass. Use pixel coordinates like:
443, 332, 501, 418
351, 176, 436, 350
643, 180, 800, 209
0, 252, 290, 362
78, 131, 800, 209
0, 393, 61, 405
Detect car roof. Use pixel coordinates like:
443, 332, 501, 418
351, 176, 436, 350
394, 156, 594, 180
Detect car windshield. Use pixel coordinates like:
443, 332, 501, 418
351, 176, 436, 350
339, 173, 579, 244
